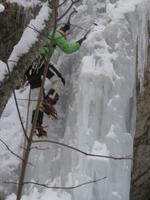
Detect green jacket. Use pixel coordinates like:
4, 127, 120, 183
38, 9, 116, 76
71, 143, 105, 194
39, 31, 80, 55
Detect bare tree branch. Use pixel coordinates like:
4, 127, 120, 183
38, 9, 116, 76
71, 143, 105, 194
4, 176, 106, 190
131, 165, 150, 186
16, 3, 59, 200
17, 98, 41, 102
7, 60, 18, 63
57, 0, 68, 8
67, 8, 77, 24
25, 88, 31, 134
70, 23, 88, 31
6, 63, 29, 141
57, 0, 81, 21
28, 24, 48, 38
49, 0, 68, 8
32, 139, 132, 160
0, 139, 32, 166
30, 146, 50, 151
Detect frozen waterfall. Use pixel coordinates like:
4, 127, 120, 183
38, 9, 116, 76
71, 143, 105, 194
0, 0, 150, 200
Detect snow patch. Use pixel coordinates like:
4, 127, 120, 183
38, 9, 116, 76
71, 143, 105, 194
7, 2, 50, 72
0, 4, 5, 12
92, 141, 109, 157
8, 0, 40, 8
0, 61, 7, 82
6, 188, 71, 200
106, 0, 148, 21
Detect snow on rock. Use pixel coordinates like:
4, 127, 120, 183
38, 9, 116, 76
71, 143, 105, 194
7, 2, 50, 73
0, 61, 7, 82
1, 0, 150, 199
8, 0, 40, 8
6, 188, 71, 200
0, 87, 30, 197
0, 3, 5, 12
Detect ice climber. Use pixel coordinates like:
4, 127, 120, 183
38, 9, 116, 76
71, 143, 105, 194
24, 23, 86, 137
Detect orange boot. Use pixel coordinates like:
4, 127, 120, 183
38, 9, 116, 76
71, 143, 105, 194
40, 98, 58, 120
34, 123, 47, 137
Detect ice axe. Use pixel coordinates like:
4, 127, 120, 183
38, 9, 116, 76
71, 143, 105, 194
83, 23, 98, 38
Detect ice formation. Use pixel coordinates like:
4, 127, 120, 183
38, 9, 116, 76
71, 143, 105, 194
0, 0, 150, 199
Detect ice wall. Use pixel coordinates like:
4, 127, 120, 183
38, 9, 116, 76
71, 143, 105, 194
2, 0, 150, 200
51, 1, 150, 200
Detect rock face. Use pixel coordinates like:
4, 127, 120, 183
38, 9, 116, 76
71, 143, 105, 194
0, 2, 33, 115
0, 1, 49, 115
130, 72, 150, 199
0, 2, 27, 61
130, 27, 150, 200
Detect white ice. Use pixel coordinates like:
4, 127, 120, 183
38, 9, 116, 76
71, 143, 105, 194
1, 0, 150, 200
0, 4, 5, 12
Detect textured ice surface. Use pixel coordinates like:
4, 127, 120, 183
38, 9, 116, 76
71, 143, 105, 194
1, 0, 150, 200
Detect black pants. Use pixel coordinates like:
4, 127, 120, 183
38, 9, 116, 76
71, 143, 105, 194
26, 56, 65, 126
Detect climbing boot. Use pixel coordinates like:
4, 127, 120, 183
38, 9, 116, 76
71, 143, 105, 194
40, 98, 58, 120
34, 123, 47, 137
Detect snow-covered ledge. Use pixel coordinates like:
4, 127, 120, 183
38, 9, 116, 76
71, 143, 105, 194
0, 4, 5, 13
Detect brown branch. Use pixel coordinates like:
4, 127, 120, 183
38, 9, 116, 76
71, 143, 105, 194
0, 139, 32, 166
4, 176, 106, 190
20, 145, 50, 151
16, 4, 58, 200
57, 0, 81, 21
57, 0, 68, 8
25, 88, 31, 134
17, 98, 40, 102
70, 23, 88, 31
132, 166, 150, 186
28, 25, 41, 35
6, 63, 29, 141
19, 145, 27, 151
32, 139, 132, 160
49, 0, 68, 8
57, 22, 88, 31
7, 60, 18, 63
28, 24, 47, 38
67, 8, 77, 24
30, 146, 50, 151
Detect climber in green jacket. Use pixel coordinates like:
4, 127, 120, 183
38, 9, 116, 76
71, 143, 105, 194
39, 24, 81, 55
25, 23, 86, 137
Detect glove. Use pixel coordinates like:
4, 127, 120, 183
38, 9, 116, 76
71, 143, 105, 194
24, 56, 45, 89
77, 36, 87, 45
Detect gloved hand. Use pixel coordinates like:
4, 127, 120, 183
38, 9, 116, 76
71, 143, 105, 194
77, 36, 87, 45
24, 55, 45, 89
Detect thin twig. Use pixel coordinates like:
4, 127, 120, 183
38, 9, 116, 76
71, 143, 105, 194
19, 145, 27, 151
30, 146, 50, 151
28, 24, 47, 38
49, 0, 68, 8
57, 22, 89, 31
4, 176, 106, 190
67, 8, 77, 24
17, 98, 40, 102
57, 0, 81, 21
0, 139, 32, 166
25, 87, 31, 134
8, 60, 18, 63
16, 4, 58, 200
57, 0, 68, 8
32, 139, 132, 160
6, 63, 29, 141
